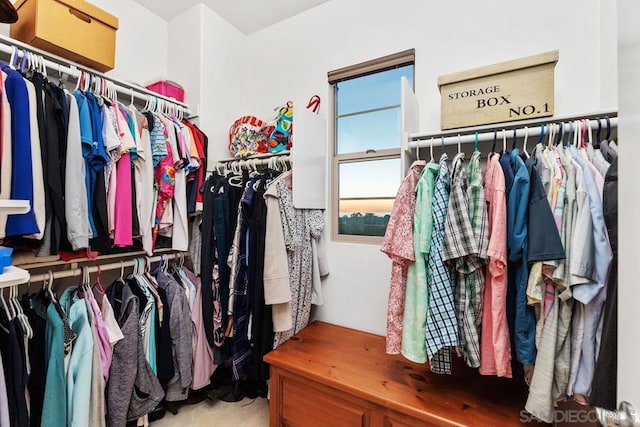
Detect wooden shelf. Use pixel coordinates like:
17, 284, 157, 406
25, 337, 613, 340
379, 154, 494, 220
0, 200, 30, 215
0, 266, 30, 288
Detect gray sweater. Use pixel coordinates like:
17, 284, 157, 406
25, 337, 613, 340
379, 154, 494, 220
155, 271, 193, 401
106, 283, 164, 427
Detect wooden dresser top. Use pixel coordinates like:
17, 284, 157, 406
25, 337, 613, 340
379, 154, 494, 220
264, 321, 547, 426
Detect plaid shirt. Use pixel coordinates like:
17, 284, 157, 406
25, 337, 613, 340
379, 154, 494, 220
442, 152, 488, 368
425, 154, 458, 374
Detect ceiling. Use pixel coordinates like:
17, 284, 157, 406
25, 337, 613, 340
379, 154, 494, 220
132, 0, 331, 34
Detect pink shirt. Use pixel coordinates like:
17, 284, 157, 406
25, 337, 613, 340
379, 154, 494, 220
113, 152, 133, 246
480, 154, 512, 378
381, 161, 426, 354
185, 268, 216, 389
86, 288, 112, 383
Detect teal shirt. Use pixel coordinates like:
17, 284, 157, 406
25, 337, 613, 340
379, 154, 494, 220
42, 303, 67, 427
148, 303, 157, 374
401, 162, 440, 363
61, 288, 94, 427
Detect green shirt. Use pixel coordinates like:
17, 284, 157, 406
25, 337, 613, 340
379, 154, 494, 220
401, 162, 439, 363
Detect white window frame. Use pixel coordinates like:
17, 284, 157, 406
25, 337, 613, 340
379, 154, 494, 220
329, 49, 415, 244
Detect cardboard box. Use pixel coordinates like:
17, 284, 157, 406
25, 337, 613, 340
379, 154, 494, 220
438, 51, 558, 130
11, 0, 119, 72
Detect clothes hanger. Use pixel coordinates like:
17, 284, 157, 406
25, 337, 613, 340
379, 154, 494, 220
604, 116, 611, 142
555, 122, 564, 147
511, 128, 517, 151
5, 287, 15, 320
39, 54, 47, 78
502, 129, 507, 153
119, 261, 125, 282
429, 137, 434, 163
416, 141, 420, 161
537, 123, 545, 148
9, 46, 16, 70
13, 285, 33, 339
586, 119, 593, 148
491, 130, 497, 154
92, 264, 105, 294
74, 70, 83, 92
562, 121, 573, 147
0, 288, 12, 321
46, 271, 57, 304
457, 134, 461, 154
546, 123, 555, 149
523, 126, 530, 158
163, 255, 170, 275
280, 156, 289, 172
577, 120, 583, 146
474, 132, 479, 152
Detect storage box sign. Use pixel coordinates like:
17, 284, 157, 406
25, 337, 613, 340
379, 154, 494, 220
438, 51, 558, 130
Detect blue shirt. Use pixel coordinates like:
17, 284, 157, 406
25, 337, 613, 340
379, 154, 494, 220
72, 91, 97, 237
570, 148, 613, 304
500, 150, 515, 194
506, 149, 535, 365
85, 94, 109, 167
42, 302, 67, 427
2, 65, 39, 237
60, 288, 93, 427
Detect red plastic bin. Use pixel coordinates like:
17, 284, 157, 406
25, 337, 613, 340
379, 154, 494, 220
145, 80, 185, 102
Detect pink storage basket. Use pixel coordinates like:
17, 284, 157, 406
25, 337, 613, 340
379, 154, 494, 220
145, 80, 185, 102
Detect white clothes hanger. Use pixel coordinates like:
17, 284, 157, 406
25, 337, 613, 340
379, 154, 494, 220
9, 46, 17, 70
0, 289, 12, 321
429, 137, 434, 163
502, 129, 507, 152
523, 126, 530, 158
46, 271, 57, 304
457, 134, 461, 154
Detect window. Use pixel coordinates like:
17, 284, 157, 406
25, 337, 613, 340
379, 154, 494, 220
329, 50, 414, 243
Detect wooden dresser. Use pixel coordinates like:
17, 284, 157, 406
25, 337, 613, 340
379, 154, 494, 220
264, 321, 546, 427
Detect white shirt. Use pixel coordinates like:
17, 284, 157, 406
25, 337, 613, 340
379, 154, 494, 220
64, 93, 91, 249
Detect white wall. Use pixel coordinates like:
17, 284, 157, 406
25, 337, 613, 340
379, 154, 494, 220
168, 6, 203, 117
0, 0, 168, 84
240, 0, 618, 336
617, 0, 640, 409
199, 5, 246, 170
167, 4, 245, 171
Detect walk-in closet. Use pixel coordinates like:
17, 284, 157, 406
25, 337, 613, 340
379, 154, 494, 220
0, 0, 636, 426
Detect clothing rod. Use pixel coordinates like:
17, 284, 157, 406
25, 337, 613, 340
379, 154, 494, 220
0, 34, 194, 115
216, 150, 291, 164
26, 253, 184, 284
409, 109, 618, 144
213, 155, 291, 171
409, 116, 618, 149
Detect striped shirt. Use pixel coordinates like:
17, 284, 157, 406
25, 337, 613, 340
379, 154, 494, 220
443, 152, 487, 368
425, 154, 457, 374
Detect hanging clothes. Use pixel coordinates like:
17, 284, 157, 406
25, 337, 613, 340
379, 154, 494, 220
0, 316, 29, 427
2, 64, 39, 237
153, 266, 192, 402
381, 161, 426, 355
424, 153, 457, 375
590, 155, 618, 410
479, 152, 511, 378
401, 161, 438, 364
442, 152, 487, 369
106, 279, 164, 427
264, 172, 325, 348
